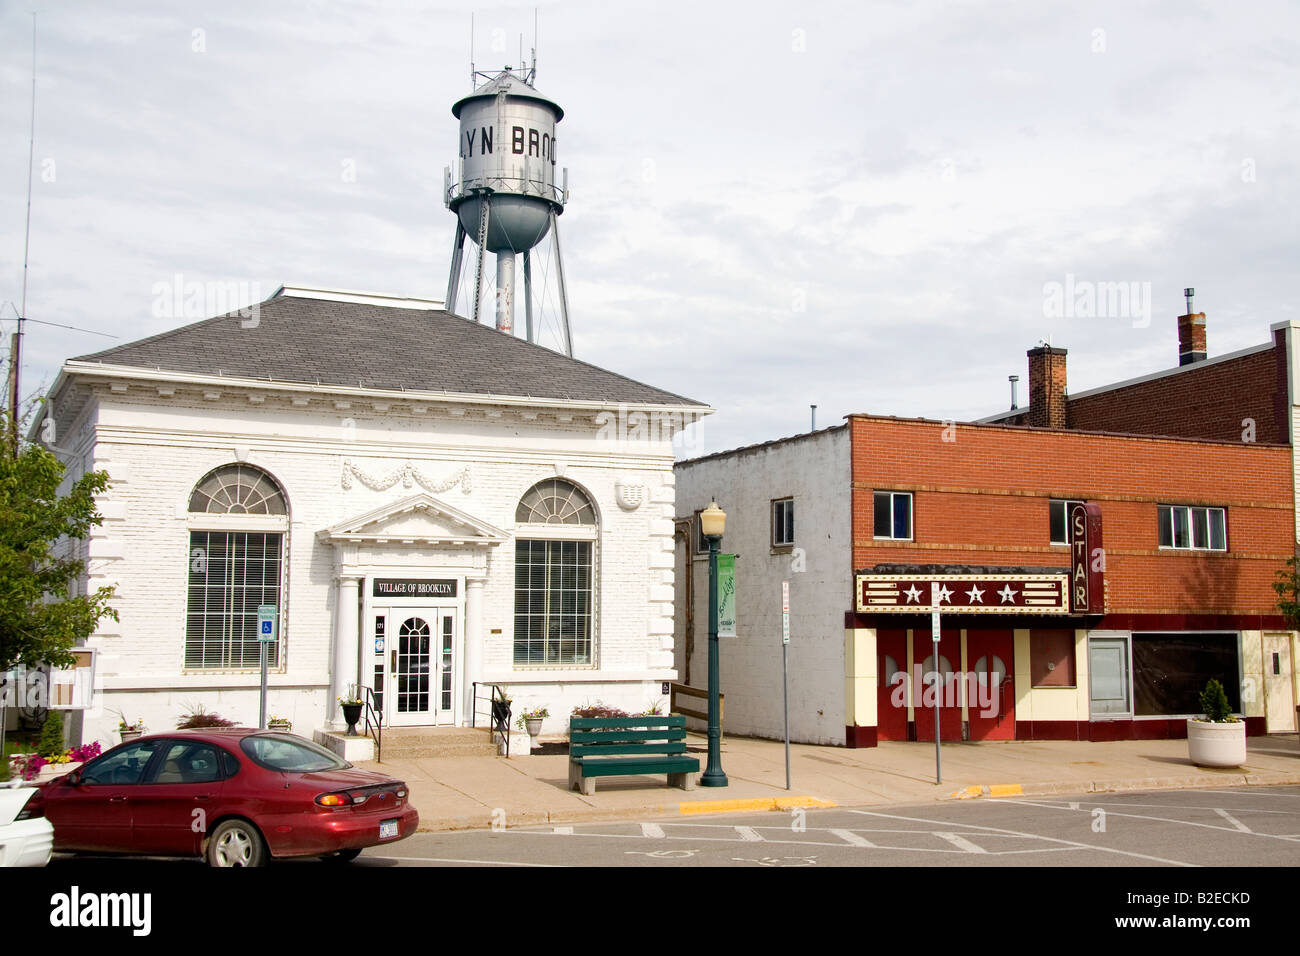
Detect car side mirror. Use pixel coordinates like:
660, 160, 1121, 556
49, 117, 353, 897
66, 769, 83, 786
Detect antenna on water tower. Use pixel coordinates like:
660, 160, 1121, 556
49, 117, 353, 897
444, 15, 573, 356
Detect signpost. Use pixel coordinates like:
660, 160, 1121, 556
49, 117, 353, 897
781, 580, 791, 791
930, 588, 942, 785
257, 604, 277, 729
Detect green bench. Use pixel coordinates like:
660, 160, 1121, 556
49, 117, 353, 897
568, 716, 701, 795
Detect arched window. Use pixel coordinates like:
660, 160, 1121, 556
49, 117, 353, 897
185, 465, 288, 669
513, 480, 596, 666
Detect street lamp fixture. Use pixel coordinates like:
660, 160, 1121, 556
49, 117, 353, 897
700, 498, 729, 787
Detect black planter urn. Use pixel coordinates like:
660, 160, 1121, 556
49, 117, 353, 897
341, 702, 363, 736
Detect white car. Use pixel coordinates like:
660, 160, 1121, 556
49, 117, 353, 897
0, 780, 53, 867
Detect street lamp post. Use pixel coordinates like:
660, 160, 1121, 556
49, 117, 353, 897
699, 499, 729, 787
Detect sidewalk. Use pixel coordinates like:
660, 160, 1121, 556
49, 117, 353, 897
359, 732, 1300, 833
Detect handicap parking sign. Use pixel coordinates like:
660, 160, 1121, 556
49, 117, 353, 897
257, 605, 277, 642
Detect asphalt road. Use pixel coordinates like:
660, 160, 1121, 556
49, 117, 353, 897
47, 784, 1299, 869
349, 785, 1300, 868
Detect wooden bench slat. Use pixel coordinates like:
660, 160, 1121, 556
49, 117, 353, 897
570, 716, 685, 729
570, 729, 686, 744
573, 756, 700, 778
571, 743, 686, 757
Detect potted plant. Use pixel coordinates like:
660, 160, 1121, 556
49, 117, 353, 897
1187, 678, 1246, 767
338, 685, 364, 736
267, 715, 293, 732
516, 705, 549, 749
490, 686, 512, 729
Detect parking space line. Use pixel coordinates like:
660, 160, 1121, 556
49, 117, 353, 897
847, 808, 1198, 866
1005, 798, 1298, 842
1213, 808, 1252, 832
735, 826, 764, 842
829, 828, 875, 847
640, 823, 665, 838
934, 831, 987, 854
367, 855, 562, 867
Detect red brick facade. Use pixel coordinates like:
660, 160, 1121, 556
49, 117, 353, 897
850, 415, 1293, 616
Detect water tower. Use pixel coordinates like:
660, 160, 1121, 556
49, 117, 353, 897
444, 55, 572, 355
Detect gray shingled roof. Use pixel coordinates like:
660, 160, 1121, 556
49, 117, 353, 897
72, 291, 704, 407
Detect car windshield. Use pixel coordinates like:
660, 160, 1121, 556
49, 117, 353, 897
239, 734, 349, 773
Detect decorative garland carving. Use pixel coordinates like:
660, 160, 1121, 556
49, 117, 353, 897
341, 459, 472, 494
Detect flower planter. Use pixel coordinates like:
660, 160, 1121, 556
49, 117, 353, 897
119, 729, 143, 743
491, 700, 511, 728
36, 761, 82, 781
340, 703, 363, 736
1186, 718, 1246, 768
523, 717, 544, 750
268, 720, 293, 733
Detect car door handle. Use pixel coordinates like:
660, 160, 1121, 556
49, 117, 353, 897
193, 794, 212, 800
109, 796, 127, 803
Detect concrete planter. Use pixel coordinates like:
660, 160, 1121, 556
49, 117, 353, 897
1186, 718, 1246, 768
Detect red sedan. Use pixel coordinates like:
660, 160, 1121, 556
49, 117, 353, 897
27, 729, 418, 867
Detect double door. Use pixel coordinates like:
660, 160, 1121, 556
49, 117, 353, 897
372, 607, 457, 726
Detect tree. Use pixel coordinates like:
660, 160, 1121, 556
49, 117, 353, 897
1273, 555, 1300, 632
0, 409, 117, 676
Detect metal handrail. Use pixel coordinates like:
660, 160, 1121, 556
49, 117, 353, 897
359, 685, 383, 763
471, 681, 511, 757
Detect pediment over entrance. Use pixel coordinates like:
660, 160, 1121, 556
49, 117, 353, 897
317, 493, 508, 547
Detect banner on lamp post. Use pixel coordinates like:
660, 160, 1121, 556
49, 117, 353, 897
718, 553, 737, 637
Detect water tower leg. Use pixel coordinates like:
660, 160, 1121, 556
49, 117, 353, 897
471, 196, 491, 326
446, 221, 466, 317
522, 250, 535, 343
549, 209, 573, 357
495, 252, 515, 334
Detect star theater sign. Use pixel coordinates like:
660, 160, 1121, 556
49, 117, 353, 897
857, 571, 1070, 613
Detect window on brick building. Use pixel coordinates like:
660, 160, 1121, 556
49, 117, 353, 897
771, 497, 794, 548
1158, 505, 1226, 551
1049, 499, 1085, 545
873, 491, 912, 540
514, 480, 597, 666
185, 464, 287, 669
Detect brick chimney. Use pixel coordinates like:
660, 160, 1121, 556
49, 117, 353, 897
1026, 345, 1068, 428
1178, 311, 1207, 365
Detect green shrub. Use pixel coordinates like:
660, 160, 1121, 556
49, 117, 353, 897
570, 701, 629, 719
176, 703, 237, 729
37, 710, 66, 757
1199, 679, 1235, 723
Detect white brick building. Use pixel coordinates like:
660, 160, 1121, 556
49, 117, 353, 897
41, 286, 709, 748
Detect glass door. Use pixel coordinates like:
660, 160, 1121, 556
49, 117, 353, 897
1089, 636, 1132, 716
390, 614, 433, 726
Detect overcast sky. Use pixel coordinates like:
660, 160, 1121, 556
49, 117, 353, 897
2, 0, 1296, 457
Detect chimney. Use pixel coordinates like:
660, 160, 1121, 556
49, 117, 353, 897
1178, 313, 1207, 365
1026, 345, 1068, 428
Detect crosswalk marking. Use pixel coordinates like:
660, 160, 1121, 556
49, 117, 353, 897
734, 826, 764, 842
933, 831, 987, 853
829, 828, 875, 847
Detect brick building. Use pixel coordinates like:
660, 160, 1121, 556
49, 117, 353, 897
675, 310, 1299, 747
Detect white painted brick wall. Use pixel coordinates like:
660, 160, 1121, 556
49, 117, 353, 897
66, 382, 690, 744
674, 427, 850, 745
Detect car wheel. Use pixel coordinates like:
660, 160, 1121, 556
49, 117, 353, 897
323, 848, 363, 863
206, 819, 267, 868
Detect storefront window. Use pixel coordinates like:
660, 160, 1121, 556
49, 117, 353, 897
1131, 632, 1239, 716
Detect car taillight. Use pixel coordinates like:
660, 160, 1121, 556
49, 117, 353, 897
16, 799, 44, 821
315, 793, 350, 807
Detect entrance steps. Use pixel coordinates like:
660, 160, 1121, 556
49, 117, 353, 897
380, 726, 498, 759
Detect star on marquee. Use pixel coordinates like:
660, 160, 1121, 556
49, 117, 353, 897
965, 584, 985, 604
933, 584, 953, 604
998, 584, 1018, 603
903, 584, 923, 604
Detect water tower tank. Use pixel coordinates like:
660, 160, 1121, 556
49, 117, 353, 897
444, 66, 572, 350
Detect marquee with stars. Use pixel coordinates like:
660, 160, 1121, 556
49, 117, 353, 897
856, 573, 1070, 614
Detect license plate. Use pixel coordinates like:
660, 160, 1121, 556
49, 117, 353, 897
379, 819, 399, 840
